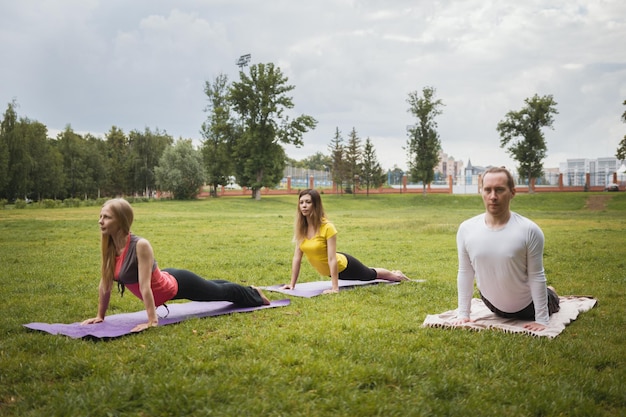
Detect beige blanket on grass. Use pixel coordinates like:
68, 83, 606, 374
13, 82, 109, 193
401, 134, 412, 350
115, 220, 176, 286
422, 296, 597, 338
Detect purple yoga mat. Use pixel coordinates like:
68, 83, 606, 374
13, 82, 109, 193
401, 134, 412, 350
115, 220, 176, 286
24, 299, 290, 339
261, 279, 402, 298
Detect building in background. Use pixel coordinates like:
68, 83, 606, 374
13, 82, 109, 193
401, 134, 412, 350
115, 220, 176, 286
560, 157, 624, 187
435, 150, 464, 184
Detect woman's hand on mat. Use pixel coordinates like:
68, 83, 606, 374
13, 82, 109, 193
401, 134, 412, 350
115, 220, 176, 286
280, 284, 294, 290
523, 322, 546, 331
322, 288, 339, 294
131, 321, 158, 333
451, 317, 471, 325
81, 317, 103, 325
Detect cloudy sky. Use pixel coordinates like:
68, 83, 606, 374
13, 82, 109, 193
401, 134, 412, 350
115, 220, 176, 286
1, 0, 625, 171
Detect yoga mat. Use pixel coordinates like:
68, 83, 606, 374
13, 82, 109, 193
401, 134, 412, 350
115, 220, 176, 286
421, 296, 597, 338
24, 299, 291, 340
261, 279, 420, 298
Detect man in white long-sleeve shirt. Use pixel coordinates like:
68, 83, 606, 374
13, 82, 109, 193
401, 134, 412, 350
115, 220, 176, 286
453, 167, 560, 332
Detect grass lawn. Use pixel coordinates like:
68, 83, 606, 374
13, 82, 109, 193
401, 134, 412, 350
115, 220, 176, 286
0, 192, 624, 416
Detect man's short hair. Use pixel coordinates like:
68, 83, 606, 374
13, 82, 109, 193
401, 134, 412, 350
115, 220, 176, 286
483, 166, 515, 190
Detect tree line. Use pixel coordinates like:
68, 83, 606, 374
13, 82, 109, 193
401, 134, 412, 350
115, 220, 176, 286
6, 58, 613, 202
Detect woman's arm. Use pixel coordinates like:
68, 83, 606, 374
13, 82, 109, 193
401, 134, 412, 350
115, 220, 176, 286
283, 246, 303, 289
81, 278, 112, 325
132, 238, 159, 332
325, 235, 339, 293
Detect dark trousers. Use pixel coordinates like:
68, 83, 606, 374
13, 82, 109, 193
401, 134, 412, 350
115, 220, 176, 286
337, 253, 377, 281
481, 287, 560, 320
164, 268, 263, 307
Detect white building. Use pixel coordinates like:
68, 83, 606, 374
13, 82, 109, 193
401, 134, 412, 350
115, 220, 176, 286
560, 157, 624, 187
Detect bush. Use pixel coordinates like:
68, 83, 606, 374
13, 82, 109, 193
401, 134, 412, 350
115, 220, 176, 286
62, 198, 81, 208
128, 196, 151, 204
41, 199, 60, 209
14, 199, 27, 209
0, 199, 6, 209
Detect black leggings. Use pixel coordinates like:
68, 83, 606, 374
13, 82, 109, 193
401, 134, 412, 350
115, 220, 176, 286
481, 287, 560, 320
164, 268, 264, 307
337, 253, 377, 281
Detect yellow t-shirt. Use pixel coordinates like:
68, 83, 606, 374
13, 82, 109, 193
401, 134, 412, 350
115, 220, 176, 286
299, 221, 348, 277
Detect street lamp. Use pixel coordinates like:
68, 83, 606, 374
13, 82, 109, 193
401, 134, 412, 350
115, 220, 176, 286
236, 54, 251, 71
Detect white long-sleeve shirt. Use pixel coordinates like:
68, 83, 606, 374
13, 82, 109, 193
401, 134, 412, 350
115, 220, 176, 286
456, 212, 550, 325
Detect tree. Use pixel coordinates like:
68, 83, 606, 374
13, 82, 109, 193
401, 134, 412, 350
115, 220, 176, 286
406, 86, 444, 195
57, 126, 89, 198
201, 73, 236, 197
497, 94, 558, 191
104, 126, 131, 196
0, 102, 13, 197
616, 99, 626, 160
24, 120, 64, 200
328, 127, 346, 194
0, 100, 31, 200
155, 139, 205, 200
296, 152, 332, 171
361, 138, 385, 196
128, 127, 173, 197
344, 127, 363, 193
229, 62, 317, 199
82, 134, 108, 199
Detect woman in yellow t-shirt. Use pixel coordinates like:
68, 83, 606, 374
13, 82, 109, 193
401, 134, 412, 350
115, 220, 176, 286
282, 189, 410, 294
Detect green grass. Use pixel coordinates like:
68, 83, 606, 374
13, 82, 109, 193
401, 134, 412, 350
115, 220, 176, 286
0, 193, 625, 416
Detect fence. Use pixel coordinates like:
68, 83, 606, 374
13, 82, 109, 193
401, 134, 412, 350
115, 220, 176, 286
200, 168, 625, 197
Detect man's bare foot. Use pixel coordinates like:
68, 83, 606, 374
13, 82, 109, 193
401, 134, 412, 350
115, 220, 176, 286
252, 286, 271, 305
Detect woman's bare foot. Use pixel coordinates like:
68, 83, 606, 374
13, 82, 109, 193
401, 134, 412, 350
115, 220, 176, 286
392, 270, 411, 281
252, 286, 271, 305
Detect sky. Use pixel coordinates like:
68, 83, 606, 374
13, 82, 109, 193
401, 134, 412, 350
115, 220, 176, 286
1, 0, 625, 172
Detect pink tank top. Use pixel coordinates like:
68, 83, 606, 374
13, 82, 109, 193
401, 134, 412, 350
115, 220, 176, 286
115, 234, 178, 306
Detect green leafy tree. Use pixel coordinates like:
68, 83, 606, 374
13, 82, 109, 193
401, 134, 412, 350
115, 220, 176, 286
155, 139, 205, 200
328, 127, 346, 194
0, 102, 14, 197
345, 127, 363, 194
57, 126, 94, 198
0, 100, 32, 200
406, 86, 444, 195
104, 126, 131, 196
299, 152, 332, 171
616, 100, 626, 160
128, 128, 173, 197
229, 62, 317, 199
201, 73, 236, 197
82, 134, 108, 199
24, 120, 64, 200
387, 166, 405, 188
361, 138, 385, 196
497, 94, 558, 191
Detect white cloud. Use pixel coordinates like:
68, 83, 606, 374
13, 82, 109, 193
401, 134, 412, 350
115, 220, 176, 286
0, 0, 625, 172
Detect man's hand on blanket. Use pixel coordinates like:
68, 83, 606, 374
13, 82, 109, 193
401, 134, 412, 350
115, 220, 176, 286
523, 322, 546, 331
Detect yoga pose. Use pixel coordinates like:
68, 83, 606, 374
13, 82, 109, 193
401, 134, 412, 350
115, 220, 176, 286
82, 198, 269, 332
282, 189, 409, 294
453, 167, 560, 331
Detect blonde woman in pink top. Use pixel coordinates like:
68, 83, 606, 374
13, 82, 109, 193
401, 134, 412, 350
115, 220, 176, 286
82, 198, 269, 332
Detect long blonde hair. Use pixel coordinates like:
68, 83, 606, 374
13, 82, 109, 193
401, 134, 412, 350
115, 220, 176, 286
294, 189, 326, 243
101, 198, 134, 290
